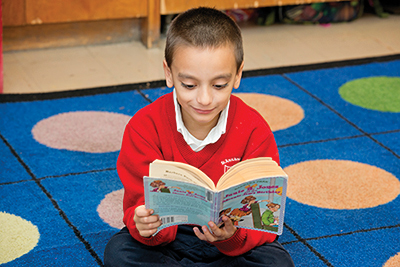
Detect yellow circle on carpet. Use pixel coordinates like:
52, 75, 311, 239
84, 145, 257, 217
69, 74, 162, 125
284, 160, 400, 209
234, 93, 304, 131
384, 252, 400, 267
97, 189, 124, 229
0, 212, 40, 264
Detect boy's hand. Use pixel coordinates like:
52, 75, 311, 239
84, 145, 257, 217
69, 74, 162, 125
134, 205, 162, 237
193, 216, 237, 242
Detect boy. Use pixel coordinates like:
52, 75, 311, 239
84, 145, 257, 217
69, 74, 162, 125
104, 7, 294, 266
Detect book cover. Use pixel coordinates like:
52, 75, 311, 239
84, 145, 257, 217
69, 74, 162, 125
144, 175, 287, 235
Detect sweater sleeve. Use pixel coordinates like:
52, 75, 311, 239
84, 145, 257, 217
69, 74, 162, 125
211, 227, 277, 256
117, 119, 177, 246
212, 119, 280, 256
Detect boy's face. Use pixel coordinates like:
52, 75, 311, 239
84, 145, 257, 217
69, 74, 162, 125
163, 44, 244, 139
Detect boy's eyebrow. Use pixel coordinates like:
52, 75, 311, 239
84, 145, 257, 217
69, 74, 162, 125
178, 73, 196, 79
213, 73, 233, 80
178, 73, 233, 80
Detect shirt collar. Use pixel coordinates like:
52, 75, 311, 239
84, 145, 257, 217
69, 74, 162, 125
173, 89, 229, 152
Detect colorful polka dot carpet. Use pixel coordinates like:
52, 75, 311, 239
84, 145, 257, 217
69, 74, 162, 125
1, 55, 400, 267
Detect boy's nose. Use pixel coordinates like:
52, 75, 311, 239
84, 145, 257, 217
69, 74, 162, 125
197, 87, 213, 106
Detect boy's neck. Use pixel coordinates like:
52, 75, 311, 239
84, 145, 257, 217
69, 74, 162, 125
182, 110, 221, 141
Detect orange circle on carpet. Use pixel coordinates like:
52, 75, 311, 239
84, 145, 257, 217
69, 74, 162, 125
97, 189, 124, 229
32, 111, 131, 153
234, 93, 304, 131
284, 160, 400, 209
384, 252, 400, 267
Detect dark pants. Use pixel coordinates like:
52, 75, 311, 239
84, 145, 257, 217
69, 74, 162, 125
104, 226, 294, 267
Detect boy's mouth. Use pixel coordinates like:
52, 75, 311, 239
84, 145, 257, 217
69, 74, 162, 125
193, 107, 215, 114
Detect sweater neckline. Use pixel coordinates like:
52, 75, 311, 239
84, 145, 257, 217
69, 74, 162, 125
165, 92, 237, 169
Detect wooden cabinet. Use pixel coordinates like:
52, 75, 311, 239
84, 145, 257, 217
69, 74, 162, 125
161, 0, 323, 14
2, 0, 147, 51
2, 0, 346, 49
25, 0, 147, 24
2, 0, 147, 26
144, 0, 347, 48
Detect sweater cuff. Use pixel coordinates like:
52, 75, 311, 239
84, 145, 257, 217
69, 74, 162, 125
129, 225, 178, 247
211, 228, 246, 256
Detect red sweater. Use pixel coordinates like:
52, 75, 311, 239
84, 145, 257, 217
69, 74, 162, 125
117, 92, 280, 256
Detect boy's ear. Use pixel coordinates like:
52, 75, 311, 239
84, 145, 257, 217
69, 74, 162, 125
163, 59, 174, 88
233, 61, 245, 89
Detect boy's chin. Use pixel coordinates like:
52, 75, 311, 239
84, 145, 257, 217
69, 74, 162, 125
195, 113, 220, 123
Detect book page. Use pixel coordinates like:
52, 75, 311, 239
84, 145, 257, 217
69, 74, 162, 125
218, 167, 286, 190
217, 158, 285, 190
150, 160, 216, 190
218, 176, 287, 235
144, 177, 217, 231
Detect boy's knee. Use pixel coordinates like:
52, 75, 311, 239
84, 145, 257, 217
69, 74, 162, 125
104, 229, 135, 267
104, 228, 168, 267
245, 240, 295, 267
104, 234, 123, 267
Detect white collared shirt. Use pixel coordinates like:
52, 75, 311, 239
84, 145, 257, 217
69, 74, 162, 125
173, 89, 229, 152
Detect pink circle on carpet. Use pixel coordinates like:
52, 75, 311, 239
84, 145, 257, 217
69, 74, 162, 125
284, 160, 400, 209
234, 93, 304, 131
32, 111, 131, 153
384, 252, 400, 267
97, 189, 124, 229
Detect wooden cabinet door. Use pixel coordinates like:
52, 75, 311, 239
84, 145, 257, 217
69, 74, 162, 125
3, 0, 147, 25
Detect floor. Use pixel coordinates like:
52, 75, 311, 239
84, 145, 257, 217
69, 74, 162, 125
3, 13, 400, 94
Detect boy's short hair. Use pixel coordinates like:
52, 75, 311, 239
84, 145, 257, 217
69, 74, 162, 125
165, 7, 244, 72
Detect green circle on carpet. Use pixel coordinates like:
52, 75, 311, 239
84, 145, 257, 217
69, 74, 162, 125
339, 76, 400, 112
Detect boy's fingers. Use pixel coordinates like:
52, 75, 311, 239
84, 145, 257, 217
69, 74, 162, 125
136, 218, 162, 237
136, 214, 160, 226
138, 228, 158, 238
201, 225, 217, 242
194, 226, 215, 242
193, 227, 207, 241
208, 222, 222, 237
140, 218, 162, 228
222, 216, 236, 234
194, 218, 237, 242
135, 205, 154, 217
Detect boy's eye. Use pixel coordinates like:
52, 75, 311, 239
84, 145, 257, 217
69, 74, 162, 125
181, 83, 196, 89
214, 83, 228, 89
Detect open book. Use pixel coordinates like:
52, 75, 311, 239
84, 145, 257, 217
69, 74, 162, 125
144, 157, 288, 235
